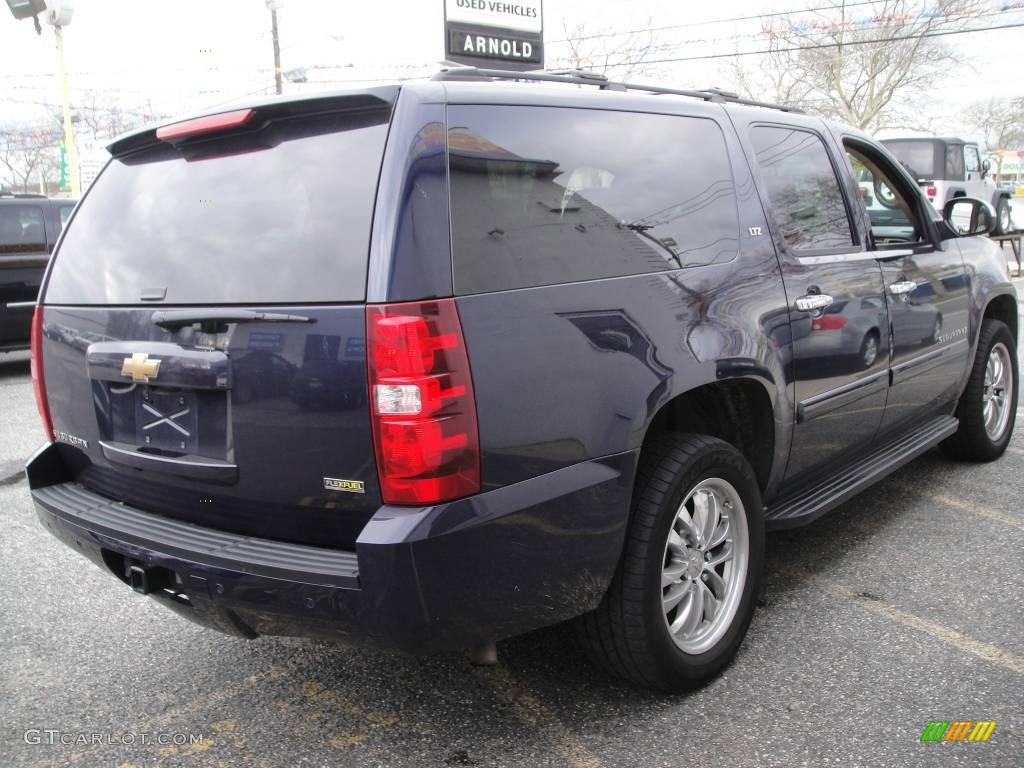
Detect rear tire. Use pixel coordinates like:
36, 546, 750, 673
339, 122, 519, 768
941, 319, 1018, 461
577, 434, 764, 691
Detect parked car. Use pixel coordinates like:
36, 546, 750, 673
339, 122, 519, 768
881, 137, 1014, 235
0, 194, 75, 352
790, 295, 888, 372
26, 70, 1017, 692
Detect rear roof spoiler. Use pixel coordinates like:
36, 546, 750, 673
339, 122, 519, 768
106, 86, 400, 158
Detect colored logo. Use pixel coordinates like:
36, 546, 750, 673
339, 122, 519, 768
920, 721, 996, 742
323, 477, 365, 494
121, 352, 161, 383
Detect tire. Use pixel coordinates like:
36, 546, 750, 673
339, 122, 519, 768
941, 319, 1018, 461
859, 331, 880, 369
926, 314, 942, 345
994, 198, 1012, 236
577, 434, 764, 691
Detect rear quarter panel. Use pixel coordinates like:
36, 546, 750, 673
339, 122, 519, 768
441, 96, 793, 498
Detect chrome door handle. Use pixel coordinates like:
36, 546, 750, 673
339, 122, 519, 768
888, 280, 917, 296
794, 293, 833, 312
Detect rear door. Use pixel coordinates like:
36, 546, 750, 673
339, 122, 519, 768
740, 121, 890, 481
38, 97, 394, 549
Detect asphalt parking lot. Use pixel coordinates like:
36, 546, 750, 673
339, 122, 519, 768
1, 296, 1021, 768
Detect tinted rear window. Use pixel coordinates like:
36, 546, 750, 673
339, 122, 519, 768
0, 204, 46, 253
45, 108, 390, 305
448, 105, 739, 294
750, 126, 853, 252
883, 141, 935, 179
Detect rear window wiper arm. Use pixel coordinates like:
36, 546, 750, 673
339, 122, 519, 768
152, 308, 315, 332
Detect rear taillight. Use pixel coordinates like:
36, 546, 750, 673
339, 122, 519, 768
812, 315, 848, 332
926, 185, 937, 198
30, 305, 55, 442
367, 299, 480, 505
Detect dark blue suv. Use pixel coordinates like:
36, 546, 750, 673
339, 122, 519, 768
26, 69, 1018, 691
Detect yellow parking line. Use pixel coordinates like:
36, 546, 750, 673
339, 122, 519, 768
475, 665, 605, 768
299, 681, 433, 737
888, 481, 1022, 530
925, 491, 1024, 531
41, 662, 303, 767
784, 567, 1024, 676
1007, 446, 1024, 456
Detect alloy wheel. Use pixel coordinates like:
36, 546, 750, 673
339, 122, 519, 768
982, 342, 1014, 441
661, 478, 749, 654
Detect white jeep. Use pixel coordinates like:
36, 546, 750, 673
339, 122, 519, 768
882, 137, 1014, 235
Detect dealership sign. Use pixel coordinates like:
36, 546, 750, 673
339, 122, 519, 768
444, 0, 544, 71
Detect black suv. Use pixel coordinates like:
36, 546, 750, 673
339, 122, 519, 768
0, 194, 75, 352
25, 69, 1018, 691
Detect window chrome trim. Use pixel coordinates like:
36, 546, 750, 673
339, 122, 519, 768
796, 248, 915, 266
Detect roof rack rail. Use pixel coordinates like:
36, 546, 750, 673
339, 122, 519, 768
431, 66, 805, 114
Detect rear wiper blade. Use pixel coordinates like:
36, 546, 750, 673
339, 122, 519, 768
152, 308, 315, 331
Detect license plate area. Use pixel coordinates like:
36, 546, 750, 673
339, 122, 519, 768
97, 382, 228, 460
135, 387, 199, 453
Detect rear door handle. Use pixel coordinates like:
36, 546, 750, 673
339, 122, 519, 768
794, 294, 834, 312
888, 280, 918, 296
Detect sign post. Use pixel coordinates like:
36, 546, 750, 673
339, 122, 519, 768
443, 0, 543, 72
58, 142, 70, 192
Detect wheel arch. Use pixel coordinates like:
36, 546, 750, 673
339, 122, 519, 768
983, 293, 1018, 344
990, 190, 1011, 207
639, 375, 778, 498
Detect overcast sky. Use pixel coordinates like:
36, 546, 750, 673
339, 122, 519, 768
2, 0, 1022, 142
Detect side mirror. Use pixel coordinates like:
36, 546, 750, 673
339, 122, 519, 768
943, 197, 995, 237
982, 158, 991, 174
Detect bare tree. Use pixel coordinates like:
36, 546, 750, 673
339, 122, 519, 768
50, 90, 145, 141
0, 125, 63, 193
554, 18, 663, 79
730, 0, 986, 132
965, 97, 1024, 176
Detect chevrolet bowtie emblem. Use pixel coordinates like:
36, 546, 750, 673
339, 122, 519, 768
121, 352, 161, 383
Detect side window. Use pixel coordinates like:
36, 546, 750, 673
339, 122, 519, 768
0, 205, 46, 253
844, 141, 924, 245
750, 126, 854, 252
59, 205, 73, 228
447, 106, 739, 294
946, 145, 964, 179
964, 146, 980, 174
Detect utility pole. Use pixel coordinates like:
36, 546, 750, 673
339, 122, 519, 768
5, 0, 80, 196
54, 24, 80, 197
267, 0, 283, 95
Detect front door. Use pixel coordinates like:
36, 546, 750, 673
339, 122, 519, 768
744, 124, 890, 482
841, 136, 971, 434
963, 144, 986, 191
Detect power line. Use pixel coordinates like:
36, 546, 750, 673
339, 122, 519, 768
550, 6, 1022, 63
549, 0, 888, 43
612, 20, 1024, 65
